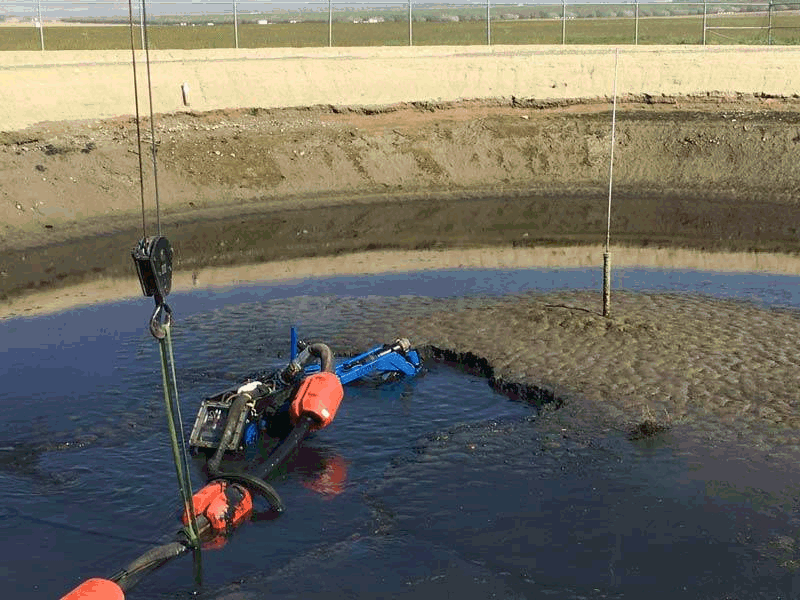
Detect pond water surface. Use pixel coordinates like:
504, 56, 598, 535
3, 267, 800, 599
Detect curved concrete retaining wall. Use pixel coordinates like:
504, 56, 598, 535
1, 45, 799, 131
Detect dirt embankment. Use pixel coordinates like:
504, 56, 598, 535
2, 95, 800, 309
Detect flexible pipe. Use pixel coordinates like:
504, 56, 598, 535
206, 393, 249, 475
306, 343, 335, 373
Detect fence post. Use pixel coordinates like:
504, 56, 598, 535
768, 0, 773, 45
562, 0, 566, 45
408, 0, 413, 46
233, 0, 239, 48
634, 0, 639, 45
36, 0, 44, 51
486, 0, 491, 45
139, 0, 145, 50
329, 0, 333, 47
702, 0, 707, 45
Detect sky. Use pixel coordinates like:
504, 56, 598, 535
1, 0, 647, 20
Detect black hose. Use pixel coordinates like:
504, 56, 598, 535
112, 541, 189, 591
306, 343, 335, 373
206, 392, 249, 475
205, 392, 284, 512
209, 472, 284, 512
250, 414, 314, 482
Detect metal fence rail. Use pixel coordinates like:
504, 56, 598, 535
3, 0, 800, 51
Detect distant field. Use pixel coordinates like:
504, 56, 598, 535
2, 13, 799, 51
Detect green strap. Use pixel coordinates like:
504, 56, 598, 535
158, 322, 201, 550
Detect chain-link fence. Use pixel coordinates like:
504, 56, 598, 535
2, 1, 800, 51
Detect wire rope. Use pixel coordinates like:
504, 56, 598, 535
140, 0, 162, 235
126, 0, 147, 238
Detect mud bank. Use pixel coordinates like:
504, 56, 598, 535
322, 290, 800, 459
3, 97, 800, 307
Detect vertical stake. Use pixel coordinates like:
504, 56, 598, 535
702, 1, 707, 45
329, 0, 333, 47
409, 0, 413, 46
562, 0, 566, 45
603, 251, 612, 318
768, 1, 774, 45
139, 0, 145, 50
233, 0, 239, 49
487, 0, 491, 45
36, 0, 44, 51
603, 49, 619, 319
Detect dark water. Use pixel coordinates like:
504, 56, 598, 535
3, 267, 800, 599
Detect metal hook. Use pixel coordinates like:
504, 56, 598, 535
150, 302, 173, 339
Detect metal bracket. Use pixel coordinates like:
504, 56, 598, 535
149, 302, 173, 340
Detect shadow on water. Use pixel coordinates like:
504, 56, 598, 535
2, 268, 800, 598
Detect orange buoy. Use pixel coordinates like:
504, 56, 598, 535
289, 372, 344, 430
60, 578, 124, 600
183, 480, 253, 533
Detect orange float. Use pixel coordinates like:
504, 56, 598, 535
60, 578, 124, 600
289, 372, 344, 430
182, 480, 253, 533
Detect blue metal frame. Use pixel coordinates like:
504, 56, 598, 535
292, 327, 422, 385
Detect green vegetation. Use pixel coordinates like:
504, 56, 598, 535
2, 9, 800, 51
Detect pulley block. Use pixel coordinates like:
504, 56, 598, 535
131, 235, 173, 303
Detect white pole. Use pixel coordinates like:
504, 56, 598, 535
36, 0, 44, 51
702, 1, 707, 45
486, 0, 491, 45
233, 0, 239, 48
139, 0, 145, 50
329, 0, 333, 47
562, 0, 566, 44
603, 49, 619, 318
408, 0, 413, 46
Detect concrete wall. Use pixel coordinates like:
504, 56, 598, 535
2, 45, 799, 132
